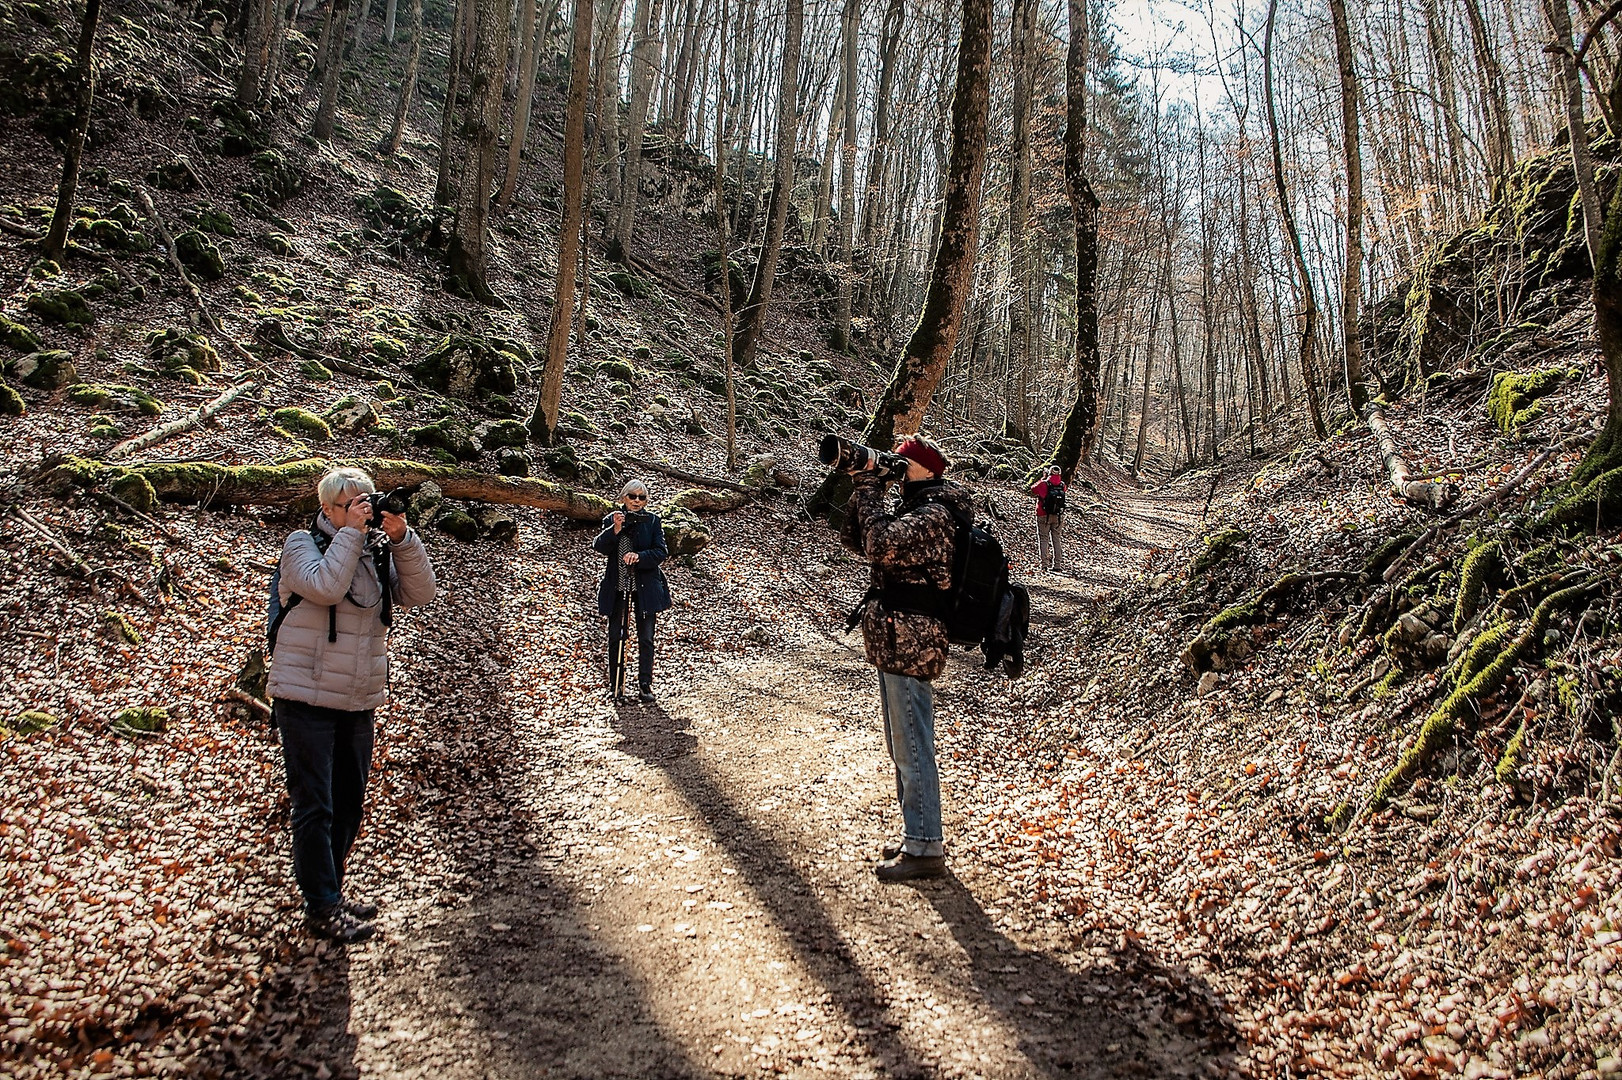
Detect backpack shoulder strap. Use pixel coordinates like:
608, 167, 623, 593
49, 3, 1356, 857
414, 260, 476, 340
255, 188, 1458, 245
268, 518, 338, 653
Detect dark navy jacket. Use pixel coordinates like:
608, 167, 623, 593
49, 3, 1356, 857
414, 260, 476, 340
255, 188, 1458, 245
593, 508, 672, 616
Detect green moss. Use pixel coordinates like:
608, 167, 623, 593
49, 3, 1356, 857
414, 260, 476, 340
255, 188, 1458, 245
67, 383, 162, 415
1538, 465, 1622, 532
410, 418, 478, 460
433, 507, 479, 541
370, 335, 408, 361
272, 407, 332, 440
299, 359, 334, 382
102, 610, 141, 644
109, 472, 157, 512
1454, 541, 1501, 631
195, 206, 236, 236
87, 413, 122, 437
597, 359, 640, 384
1495, 718, 1528, 784
25, 288, 93, 326
0, 381, 24, 417
0, 316, 41, 352
111, 706, 168, 736
146, 329, 220, 379
1189, 528, 1251, 578
8, 710, 58, 736
1364, 534, 1418, 579
480, 419, 528, 449
1487, 369, 1567, 431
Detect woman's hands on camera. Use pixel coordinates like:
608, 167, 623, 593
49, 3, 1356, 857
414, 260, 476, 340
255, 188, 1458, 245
612, 511, 625, 534
380, 511, 408, 543
342, 497, 374, 533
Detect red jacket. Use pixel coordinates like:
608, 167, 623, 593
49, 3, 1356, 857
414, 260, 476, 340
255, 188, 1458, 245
1029, 478, 1064, 518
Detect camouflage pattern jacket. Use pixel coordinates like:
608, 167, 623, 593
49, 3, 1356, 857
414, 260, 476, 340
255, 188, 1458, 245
840, 477, 971, 680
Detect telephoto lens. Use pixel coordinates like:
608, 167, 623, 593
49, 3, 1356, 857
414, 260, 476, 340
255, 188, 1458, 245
817, 434, 910, 482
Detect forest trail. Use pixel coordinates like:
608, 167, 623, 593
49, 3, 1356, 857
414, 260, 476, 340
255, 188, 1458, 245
260, 469, 1237, 1080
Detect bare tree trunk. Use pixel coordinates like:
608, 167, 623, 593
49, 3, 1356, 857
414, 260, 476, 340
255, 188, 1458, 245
42, 0, 102, 260
1046, 0, 1100, 476
238, 0, 273, 105
730, 0, 805, 370
529, 0, 594, 443
1133, 258, 1165, 475
853, 0, 992, 445
666, 0, 707, 144
713, 0, 738, 469
313, 0, 355, 141
592, 0, 626, 205
436, 0, 475, 204
611, 0, 664, 259
1461, 0, 1514, 186
385, 0, 399, 41
265, 0, 296, 104
811, 76, 843, 254
497, 0, 543, 210
447, 0, 510, 300
831, 0, 859, 351
382, 0, 425, 162
859, 0, 904, 253
1330, 0, 1369, 412
1004, 0, 1033, 431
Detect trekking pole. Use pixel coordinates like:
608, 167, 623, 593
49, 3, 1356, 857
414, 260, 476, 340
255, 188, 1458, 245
613, 525, 636, 699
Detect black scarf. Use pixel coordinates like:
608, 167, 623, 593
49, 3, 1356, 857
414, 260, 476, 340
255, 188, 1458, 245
900, 476, 946, 510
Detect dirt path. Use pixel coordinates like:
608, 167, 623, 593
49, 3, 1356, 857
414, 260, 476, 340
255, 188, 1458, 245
263, 470, 1232, 1080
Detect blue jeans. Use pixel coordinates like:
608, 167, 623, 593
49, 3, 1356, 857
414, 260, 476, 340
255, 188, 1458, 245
877, 671, 943, 857
275, 699, 375, 913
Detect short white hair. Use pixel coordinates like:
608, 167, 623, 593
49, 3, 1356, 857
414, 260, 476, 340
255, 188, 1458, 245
620, 479, 649, 499
318, 466, 376, 506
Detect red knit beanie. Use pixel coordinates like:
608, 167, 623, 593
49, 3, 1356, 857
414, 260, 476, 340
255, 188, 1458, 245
895, 436, 948, 477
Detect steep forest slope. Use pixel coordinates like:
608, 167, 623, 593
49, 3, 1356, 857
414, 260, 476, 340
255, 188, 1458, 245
4, 1, 1622, 1079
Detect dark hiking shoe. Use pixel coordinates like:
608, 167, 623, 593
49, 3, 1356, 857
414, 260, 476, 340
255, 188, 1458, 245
638, 687, 656, 704
881, 842, 904, 861
342, 897, 379, 920
307, 904, 375, 944
875, 854, 945, 883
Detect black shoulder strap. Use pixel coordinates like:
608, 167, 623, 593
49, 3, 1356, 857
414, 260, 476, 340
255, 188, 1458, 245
916, 489, 974, 589
268, 516, 338, 653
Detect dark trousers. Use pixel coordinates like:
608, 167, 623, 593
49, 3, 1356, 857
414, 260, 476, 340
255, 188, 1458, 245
607, 596, 656, 693
274, 698, 375, 913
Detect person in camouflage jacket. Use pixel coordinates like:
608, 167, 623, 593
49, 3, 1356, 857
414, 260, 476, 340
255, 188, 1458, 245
840, 435, 969, 882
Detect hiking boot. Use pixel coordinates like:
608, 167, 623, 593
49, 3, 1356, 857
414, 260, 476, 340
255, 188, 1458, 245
306, 904, 375, 944
638, 687, 656, 704
874, 853, 945, 883
341, 897, 379, 920
880, 841, 904, 861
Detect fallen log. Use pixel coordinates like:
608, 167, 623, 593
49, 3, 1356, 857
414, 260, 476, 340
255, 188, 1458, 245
106, 379, 259, 461
52, 456, 618, 521
1365, 405, 1454, 510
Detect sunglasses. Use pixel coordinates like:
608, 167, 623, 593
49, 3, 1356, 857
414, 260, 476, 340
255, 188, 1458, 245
625, 494, 648, 502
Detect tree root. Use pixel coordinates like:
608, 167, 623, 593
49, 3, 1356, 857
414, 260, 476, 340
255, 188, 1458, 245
1181, 569, 1360, 672
1453, 541, 1501, 632
1367, 582, 1597, 812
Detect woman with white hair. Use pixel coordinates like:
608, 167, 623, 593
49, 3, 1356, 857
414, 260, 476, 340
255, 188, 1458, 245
268, 466, 437, 942
592, 479, 671, 703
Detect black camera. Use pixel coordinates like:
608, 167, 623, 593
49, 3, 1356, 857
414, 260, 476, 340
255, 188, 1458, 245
362, 485, 417, 528
819, 434, 911, 483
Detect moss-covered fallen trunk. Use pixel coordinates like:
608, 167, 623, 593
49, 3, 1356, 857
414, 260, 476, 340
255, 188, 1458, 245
51, 456, 618, 521
1367, 581, 1598, 812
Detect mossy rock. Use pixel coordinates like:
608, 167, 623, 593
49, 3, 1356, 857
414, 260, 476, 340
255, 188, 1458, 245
407, 481, 443, 526
598, 358, 639, 384
0, 316, 42, 352
660, 505, 712, 557
194, 206, 237, 236
87, 218, 150, 251
1189, 528, 1250, 578
146, 329, 221, 378
272, 407, 332, 440
111, 706, 168, 737
374, 380, 398, 401
1539, 465, 1622, 532
1487, 368, 1567, 431
409, 418, 479, 460
87, 413, 120, 438
261, 231, 293, 256
479, 418, 528, 449
150, 156, 200, 192
605, 270, 653, 299
300, 359, 333, 382
471, 505, 519, 544
413, 335, 525, 397
102, 610, 141, 644
25, 289, 93, 326
369, 335, 409, 361
0, 381, 24, 417
433, 507, 480, 541
8, 710, 58, 736
7, 349, 76, 390
211, 99, 268, 156
68, 382, 162, 415
540, 441, 581, 481
174, 230, 225, 281
323, 395, 379, 436
248, 149, 304, 205
109, 472, 157, 512
496, 447, 529, 476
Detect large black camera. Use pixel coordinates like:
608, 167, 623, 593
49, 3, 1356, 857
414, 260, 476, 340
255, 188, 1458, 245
361, 486, 418, 528
819, 434, 911, 483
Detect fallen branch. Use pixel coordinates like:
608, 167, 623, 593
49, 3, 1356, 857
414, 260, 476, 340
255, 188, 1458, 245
106, 380, 259, 461
223, 687, 272, 720
0, 217, 43, 239
134, 184, 256, 369
623, 454, 752, 493
1365, 405, 1454, 510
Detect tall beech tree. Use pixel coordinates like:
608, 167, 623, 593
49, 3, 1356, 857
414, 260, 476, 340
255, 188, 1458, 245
1046, 0, 1100, 477
43, 0, 102, 260
831, 0, 860, 352
446, 0, 509, 300
1330, 0, 1369, 412
730, 0, 806, 370
312, 0, 353, 141
530, 0, 595, 443
612, 0, 665, 260
856, 0, 993, 447
496, 0, 544, 211
381, 0, 425, 163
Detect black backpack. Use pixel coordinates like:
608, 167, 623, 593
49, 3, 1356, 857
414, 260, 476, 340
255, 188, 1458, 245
856, 492, 1030, 677
266, 516, 393, 655
1041, 481, 1066, 516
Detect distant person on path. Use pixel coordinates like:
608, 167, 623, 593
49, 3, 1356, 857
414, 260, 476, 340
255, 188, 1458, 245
594, 479, 671, 704
841, 435, 970, 883
1029, 466, 1067, 573
269, 466, 437, 944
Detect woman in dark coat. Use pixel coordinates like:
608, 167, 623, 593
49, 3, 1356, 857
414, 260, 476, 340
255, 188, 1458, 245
592, 479, 671, 703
